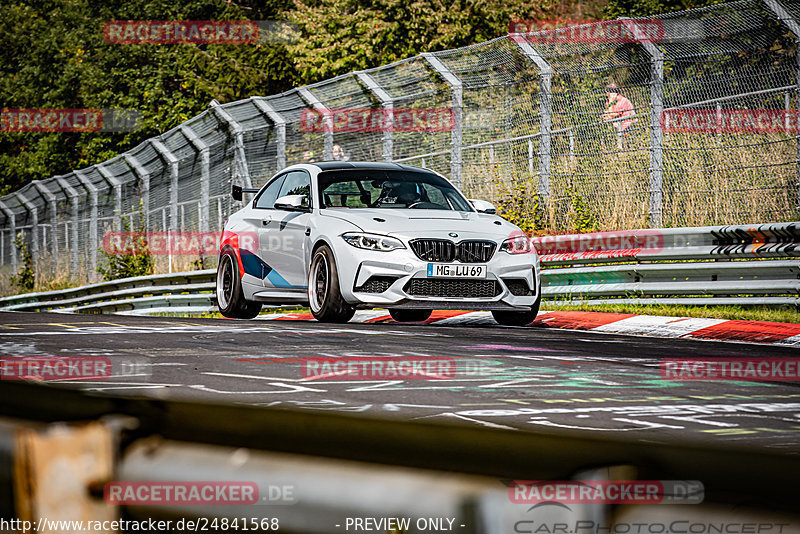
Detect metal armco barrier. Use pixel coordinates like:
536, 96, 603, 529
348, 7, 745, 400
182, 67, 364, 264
537, 222, 800, 306
1, 222, 798, 313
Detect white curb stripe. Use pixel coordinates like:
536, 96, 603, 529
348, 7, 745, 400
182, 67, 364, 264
591, 315, 729, 338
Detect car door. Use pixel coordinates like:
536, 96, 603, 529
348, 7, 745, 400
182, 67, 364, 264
258, 170, 312, 292
246, 173, 286, 288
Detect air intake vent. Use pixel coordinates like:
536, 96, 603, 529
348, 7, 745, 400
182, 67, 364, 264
405, 279, 500, 298
409, 239, 455, 262
410, 239, 496, 263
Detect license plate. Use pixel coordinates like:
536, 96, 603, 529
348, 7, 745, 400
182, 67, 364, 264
427, 263, 487, 278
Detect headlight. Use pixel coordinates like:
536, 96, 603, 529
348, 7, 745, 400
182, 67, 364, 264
500, 235, 535, 254
342, 232, 406, 252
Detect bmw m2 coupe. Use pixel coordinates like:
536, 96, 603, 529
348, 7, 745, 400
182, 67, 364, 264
217, 162, 540, 325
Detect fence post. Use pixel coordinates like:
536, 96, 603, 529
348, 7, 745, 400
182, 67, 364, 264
181, 125, 210, 235
124, 154, 150, 230
0, 200, 17, 274
74, 170, 99, 278
356, 71, 395, 161
210, 101, 253, 188
511, 39, 553, 201
55, 176, 80, 277
150, 139, 179, 273
762, 0, 800, 213
298, 88, 334, 161
253, 98, 287, 171
623, 18, 664, 228
17, 191, 39, 257
422, 53, 463, 189
31, 180, 58, 274
96, 165, 124, 232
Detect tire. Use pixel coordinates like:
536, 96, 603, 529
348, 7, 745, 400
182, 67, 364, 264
308, 244, 355, 323
389, 309, 432, 322
216, 249, 261, 319
492, 295, 541, 327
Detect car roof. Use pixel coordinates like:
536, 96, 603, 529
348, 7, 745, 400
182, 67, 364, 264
310, 161, 435, 173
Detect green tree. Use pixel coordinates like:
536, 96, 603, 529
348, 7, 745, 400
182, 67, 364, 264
0, 0, 295, 195
604, 0, 725, 18
284, 0, 558, 83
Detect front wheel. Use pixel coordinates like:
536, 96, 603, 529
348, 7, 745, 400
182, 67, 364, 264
492, 296, 540, 327
216, 249, 261, 319
389, 309, 432, 322
308, 245, 355, 323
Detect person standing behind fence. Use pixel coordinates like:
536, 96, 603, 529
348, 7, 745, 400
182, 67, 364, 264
603, 83, 637, 150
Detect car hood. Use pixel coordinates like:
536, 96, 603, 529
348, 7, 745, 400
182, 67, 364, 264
320, 208, 520, 241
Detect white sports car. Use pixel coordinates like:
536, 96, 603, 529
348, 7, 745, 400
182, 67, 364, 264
216, 162, 540, 325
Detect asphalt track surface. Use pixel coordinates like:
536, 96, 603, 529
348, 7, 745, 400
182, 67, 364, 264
1, 311, 799, 452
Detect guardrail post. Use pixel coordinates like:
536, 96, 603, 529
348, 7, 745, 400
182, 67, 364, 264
74, 170, 99, 278
31, 181, 58, 274
511, 39, 553, 201
55, 176, 81, 276
17, 192, 39, 257
422, 53, 463, 189
622, 18, 664, 228
96, 165, 124, 232
0, 200, 17, 273
210, 100, 253, 189
253, 98, 287, 171
181, 125, 210, 235
356, 72, 395, 161
763, 0, 800, 214
124, 154, 150, 231
150, 139, 179, 273
298, 88, 334, 161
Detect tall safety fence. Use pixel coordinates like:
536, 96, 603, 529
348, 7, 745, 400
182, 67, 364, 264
1, 0, 800, 285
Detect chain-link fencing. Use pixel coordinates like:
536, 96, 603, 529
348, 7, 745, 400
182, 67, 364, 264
1, 0, 798, 286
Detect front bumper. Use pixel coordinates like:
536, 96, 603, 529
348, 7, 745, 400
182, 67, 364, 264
337, 248, 540, 311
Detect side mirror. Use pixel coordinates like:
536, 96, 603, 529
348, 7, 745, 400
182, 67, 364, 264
231, 184, 260, 202
469, 199, 496, 214
274, 194, 310, 212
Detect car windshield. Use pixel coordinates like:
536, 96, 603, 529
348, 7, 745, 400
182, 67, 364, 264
317, 169, 473, 211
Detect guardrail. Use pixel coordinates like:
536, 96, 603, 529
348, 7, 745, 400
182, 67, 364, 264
1, 222, 798, 314
1, 380, 799, 529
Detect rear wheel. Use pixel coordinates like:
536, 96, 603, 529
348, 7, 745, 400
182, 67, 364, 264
216, 250, 261, 319
309, 245, 355, 323
492, 296, 540, 327
389, 309, 432, 322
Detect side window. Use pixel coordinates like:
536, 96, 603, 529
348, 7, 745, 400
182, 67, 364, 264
254, 175, 286, 209
277, 171, 312, 206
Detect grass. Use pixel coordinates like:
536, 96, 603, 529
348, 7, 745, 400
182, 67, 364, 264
540, 302, 800, 324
